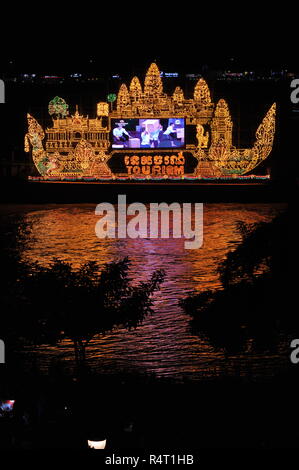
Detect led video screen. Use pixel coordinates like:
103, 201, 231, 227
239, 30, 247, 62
111, 118, 185, 149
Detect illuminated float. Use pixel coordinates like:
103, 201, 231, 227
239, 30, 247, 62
25, 63, 276, 182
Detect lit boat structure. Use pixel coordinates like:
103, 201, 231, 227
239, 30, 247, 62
25, 63, 276, 184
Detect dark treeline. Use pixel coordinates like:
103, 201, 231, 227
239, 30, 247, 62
180, 209, 293, 353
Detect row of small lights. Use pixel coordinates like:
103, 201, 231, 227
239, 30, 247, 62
28, 175, 270, 181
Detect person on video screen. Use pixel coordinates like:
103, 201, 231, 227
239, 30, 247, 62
163, 122, 177, 141
113, 120, 130, 145
141, 129, 151, 148
150, 124, 163, 148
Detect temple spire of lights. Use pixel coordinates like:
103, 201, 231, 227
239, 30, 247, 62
129, 76, 143, 100
117, 83, 130, 111
173, 87, 184, 103
210, 99, 233, 148
144, 62, 163, 96
194, 78, 211, 104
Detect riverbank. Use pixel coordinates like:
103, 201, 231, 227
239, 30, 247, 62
1, 366, 299, 449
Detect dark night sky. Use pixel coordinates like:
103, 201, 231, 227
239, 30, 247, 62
0, 11, 297, 74
1, 45, 297, 74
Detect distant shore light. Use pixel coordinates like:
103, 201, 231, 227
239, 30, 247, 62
87, 439, 107, 449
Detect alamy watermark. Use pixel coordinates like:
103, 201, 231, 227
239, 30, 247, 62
0, 79, 4, 103
290, 78, 299, 104
95, 195, 203, 250
290, 339, 299, 364
0, 339, 5, 364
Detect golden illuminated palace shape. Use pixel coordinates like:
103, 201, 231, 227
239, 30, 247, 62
25, 106, 112, 177
113, 63, 214, 121
25, 63, 276, 180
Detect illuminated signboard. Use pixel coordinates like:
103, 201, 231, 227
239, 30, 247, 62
108, 151, 198, 177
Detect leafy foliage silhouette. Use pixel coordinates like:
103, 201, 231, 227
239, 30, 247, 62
1, 240, 165, 366
180, 211, 291, 353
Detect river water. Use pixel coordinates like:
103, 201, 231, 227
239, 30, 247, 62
1, 202, 290, 381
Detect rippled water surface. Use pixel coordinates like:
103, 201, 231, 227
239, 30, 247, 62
1, 203, 289, 381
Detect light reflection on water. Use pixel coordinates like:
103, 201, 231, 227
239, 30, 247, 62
3, 203, 289, 381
